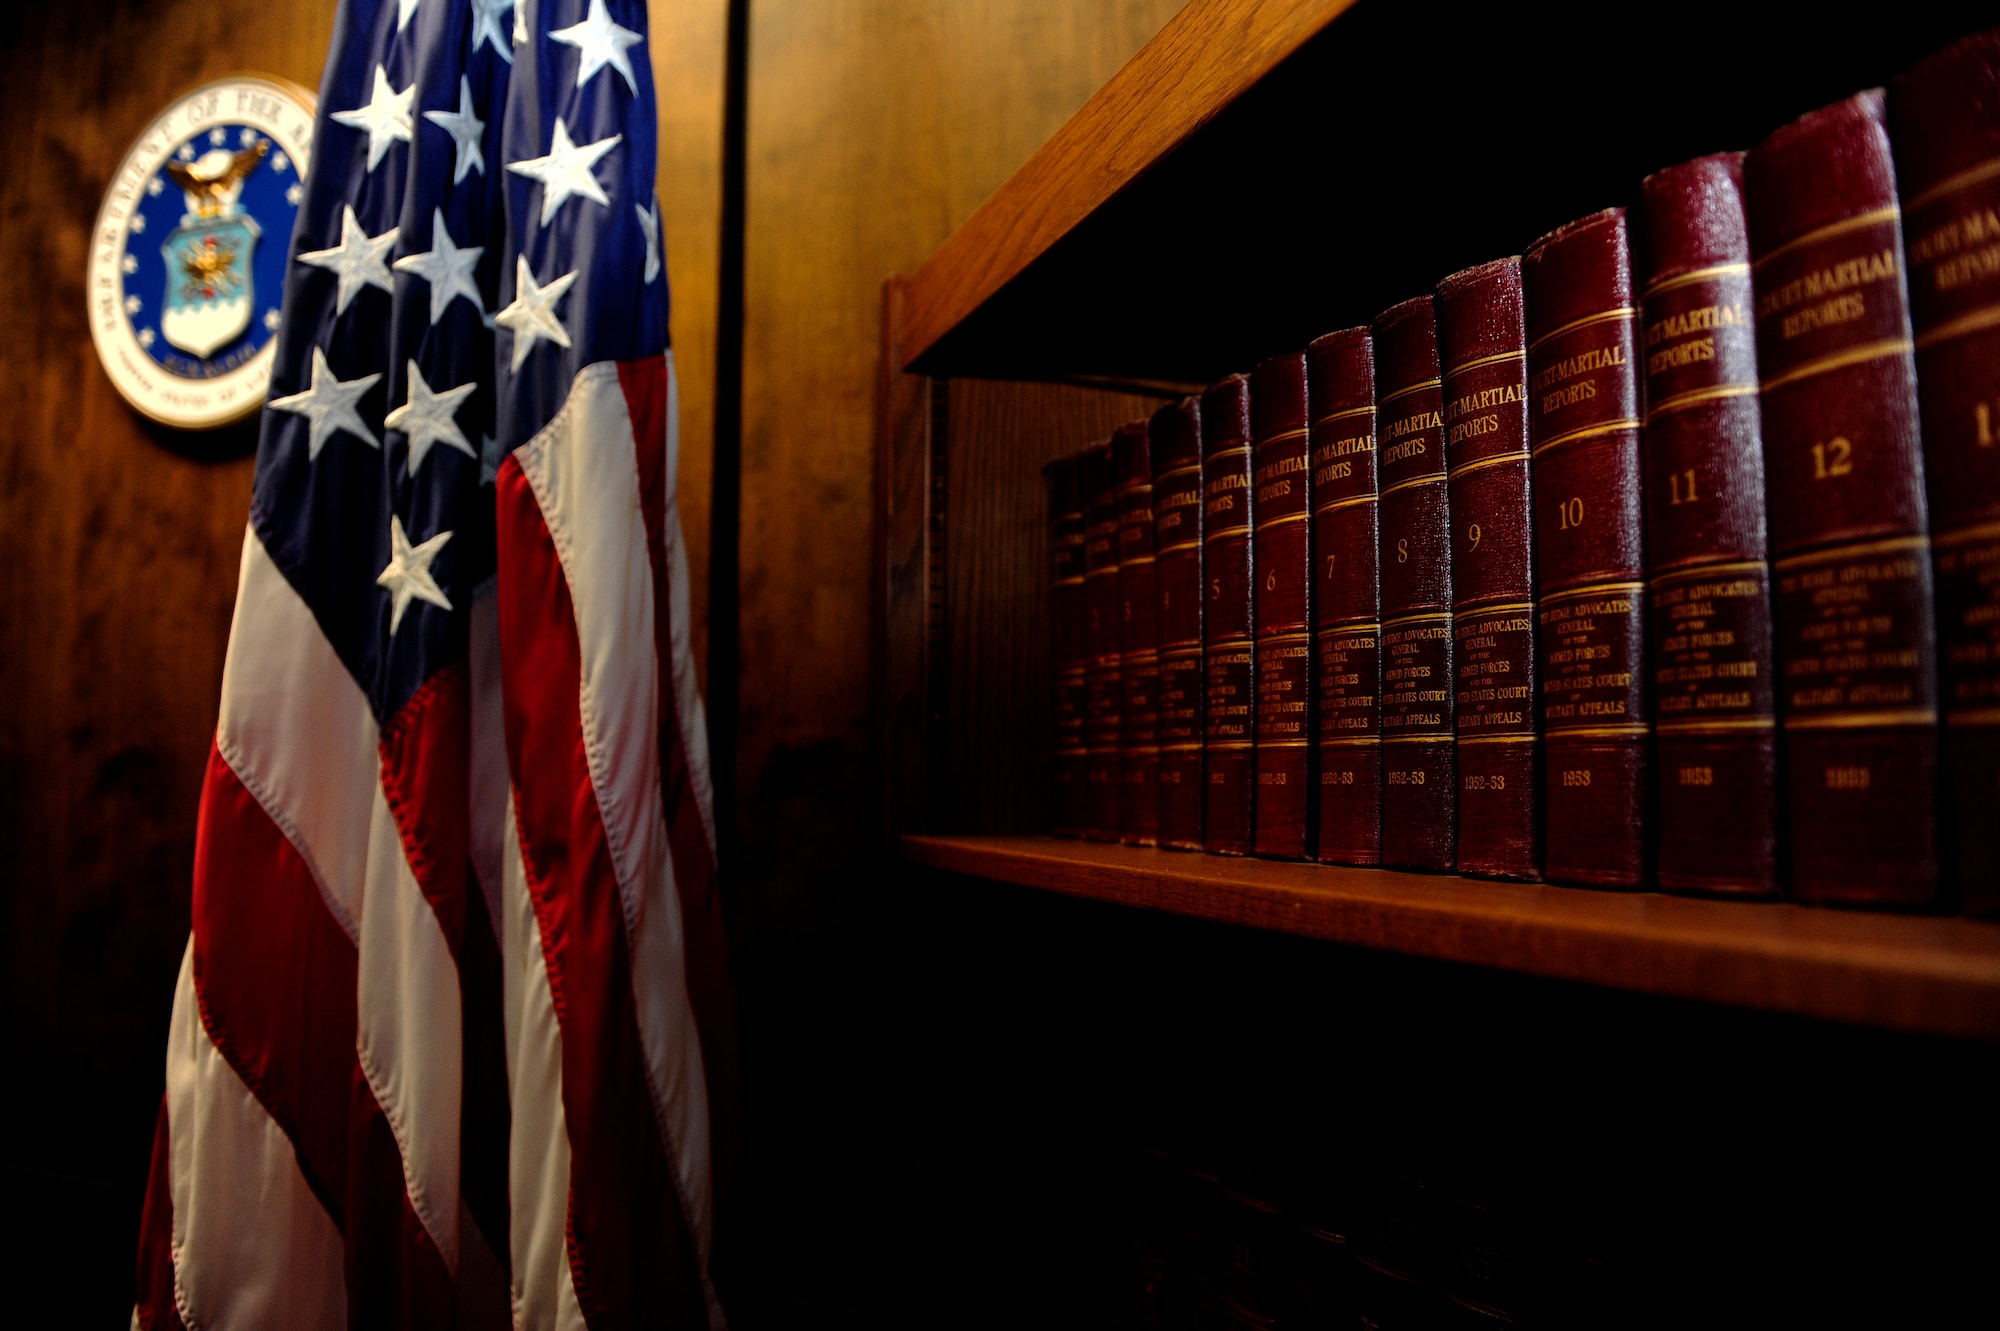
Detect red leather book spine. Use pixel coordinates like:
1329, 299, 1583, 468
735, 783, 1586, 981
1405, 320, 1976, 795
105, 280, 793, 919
1203, 374, 1257, 855
1523, 209, 1650, 889
1046, 454, 1088, 837
1747, 90, 1940, 906
1253, 352, 1314, 858
1892, 31, 2000, 911
1080, 440, 1124, 842
1436, 259, 1540, 881
1374, 298, 1456, 872
1309, 328, 1383, 865
1115, 420, 1161, 847
1152, 395, 1206, 851
1635, 153, 1780, 898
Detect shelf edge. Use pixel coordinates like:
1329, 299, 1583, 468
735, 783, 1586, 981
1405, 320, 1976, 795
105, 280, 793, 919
902, 834, 2000, 1039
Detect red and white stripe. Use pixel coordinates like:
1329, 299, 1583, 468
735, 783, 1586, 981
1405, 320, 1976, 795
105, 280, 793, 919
134, 523, 511, 1328
493, 350, 728, 1330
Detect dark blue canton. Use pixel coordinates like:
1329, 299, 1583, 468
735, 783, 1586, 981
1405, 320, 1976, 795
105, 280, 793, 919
252, 0, 667, 724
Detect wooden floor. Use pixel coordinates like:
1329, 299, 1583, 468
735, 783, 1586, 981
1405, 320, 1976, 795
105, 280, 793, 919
902, 833, 2000, 1039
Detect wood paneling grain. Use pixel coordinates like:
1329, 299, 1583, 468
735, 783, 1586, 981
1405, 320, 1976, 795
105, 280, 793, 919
739, 0, 1185, 944
942, 379, 1166, 833
903, 834, 2000, 1038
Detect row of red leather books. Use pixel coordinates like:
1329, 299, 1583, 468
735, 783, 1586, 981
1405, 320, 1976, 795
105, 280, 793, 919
1045, 26, 2000, 910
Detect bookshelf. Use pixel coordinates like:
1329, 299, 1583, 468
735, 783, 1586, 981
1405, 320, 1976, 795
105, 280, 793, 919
876, 0, 1999, 1036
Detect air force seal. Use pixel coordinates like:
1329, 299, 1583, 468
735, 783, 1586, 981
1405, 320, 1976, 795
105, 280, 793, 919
89, 76, 315, 430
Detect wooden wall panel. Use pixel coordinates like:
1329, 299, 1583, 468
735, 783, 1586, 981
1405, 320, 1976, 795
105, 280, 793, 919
737, 0, 1187, 946
0, 1, 723, 1316
943, 379, 1168, 834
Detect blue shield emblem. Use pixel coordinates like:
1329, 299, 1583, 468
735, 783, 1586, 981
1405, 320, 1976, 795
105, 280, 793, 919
161, 212, 261, 358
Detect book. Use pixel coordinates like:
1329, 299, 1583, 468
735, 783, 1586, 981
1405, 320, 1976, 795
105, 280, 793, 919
1523, 209, 1651, 889
1253, 351, 1314, 858
1081, 438, 1124, 842
1747, 90, 1941, 907
1374, 297, 1457, 872
1892, 30, 2000, 911
1204, 374, 1257, 856
1116, 419, 1162, 847
1310, 327, 1384, 866
1634, 153, 1780, 898
1152, 394, 1206, 851
1435, 259, 1540, 882
1045, 453, 1088, 837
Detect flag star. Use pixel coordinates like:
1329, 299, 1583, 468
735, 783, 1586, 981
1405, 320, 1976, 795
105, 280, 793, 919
377, 514, 454, 634
513, 0, 526, 44
385, 361, 477, 475
146, 176, 164, 196
507, 119, 620, 226
287, 183, 304, 206
272, 151, 290, 174
298, 205, 400, 315
208, 128, 226, 146
480, 433, 504, 485
176, 143, 196, 162
394, 209, 485, 325
471, 0, 516, 63
549, 0, 644, 94
240, 127, 258, 147
494, 255, 576, 371
129, 212, 146, 234
424, 76, 486, 183
268, 346, 382, 459
137, 327, 155, 348
396, 0, 421, 30
636, 197, 661, 283
263, 309, 282, 330
125, 294, 141, 314
331, 65, 415, 172
121, 253, 138, 275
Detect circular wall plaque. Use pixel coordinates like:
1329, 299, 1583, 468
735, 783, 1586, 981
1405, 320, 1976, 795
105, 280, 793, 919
87, 75, 317, 430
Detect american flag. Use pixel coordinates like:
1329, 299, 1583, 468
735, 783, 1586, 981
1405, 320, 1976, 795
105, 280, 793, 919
131, 0, 732, 1326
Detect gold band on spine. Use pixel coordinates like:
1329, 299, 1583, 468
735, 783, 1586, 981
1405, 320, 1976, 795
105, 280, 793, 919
1255, 511, 1309, 531
1155, 539, 1199, 555
1380, 472, 1446, 497
1383, 734, 1453, 743
1655, 718, 1775, 735
1448, 451, 1527, 480
1313, 405, 1375, 426
1205, 524, 1251, 541
1539, 580, 1647, 601
1648, 558, 1768, 584
1383, 611, 1452, 626
1644, 384, 1756, 421
1443, 349, 1526, 378
1317, 619, 1381, 632
1532, 418, 1640, 456
1207, 742, 1254, 751
1258, 630, 1311, 642
1457, 733, 1538, 745
1905, 153, 2000, 212
1258, 425, 1309, 445
1752, 204, 1900, 270
1378, 377, 1443, 405
1641, 261, 1750, 298
1545, 724, 1650, 739
1773, 534, 1928, 572
1161, 742, 1203, 752
1915, 301, 2000, 350
1054, 575, 1084, 587
1205, 444, 1251, 461
1314, 493, 1378, 514
1759, 338, 1913, 393
1784, 709, 1937, 730
1949, 707, 2000, 727
1320, 736, 1383, 746
1260, 740, 1310, 749
1528, 307, 1635, 351
1935, 518, 2000, 549
1455, 600, 1533, 615
1155, 462, 1201, 481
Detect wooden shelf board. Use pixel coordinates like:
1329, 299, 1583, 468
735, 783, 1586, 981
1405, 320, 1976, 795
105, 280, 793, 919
902, 834, 2000, 1039
898, 0, 1358, 373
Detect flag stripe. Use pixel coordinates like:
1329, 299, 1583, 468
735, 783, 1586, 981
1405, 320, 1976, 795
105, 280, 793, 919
511, 361, 715, 1265
134, 1098, 186, 1331
495, 425, 709, 1329
167, 937, 347, 1331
